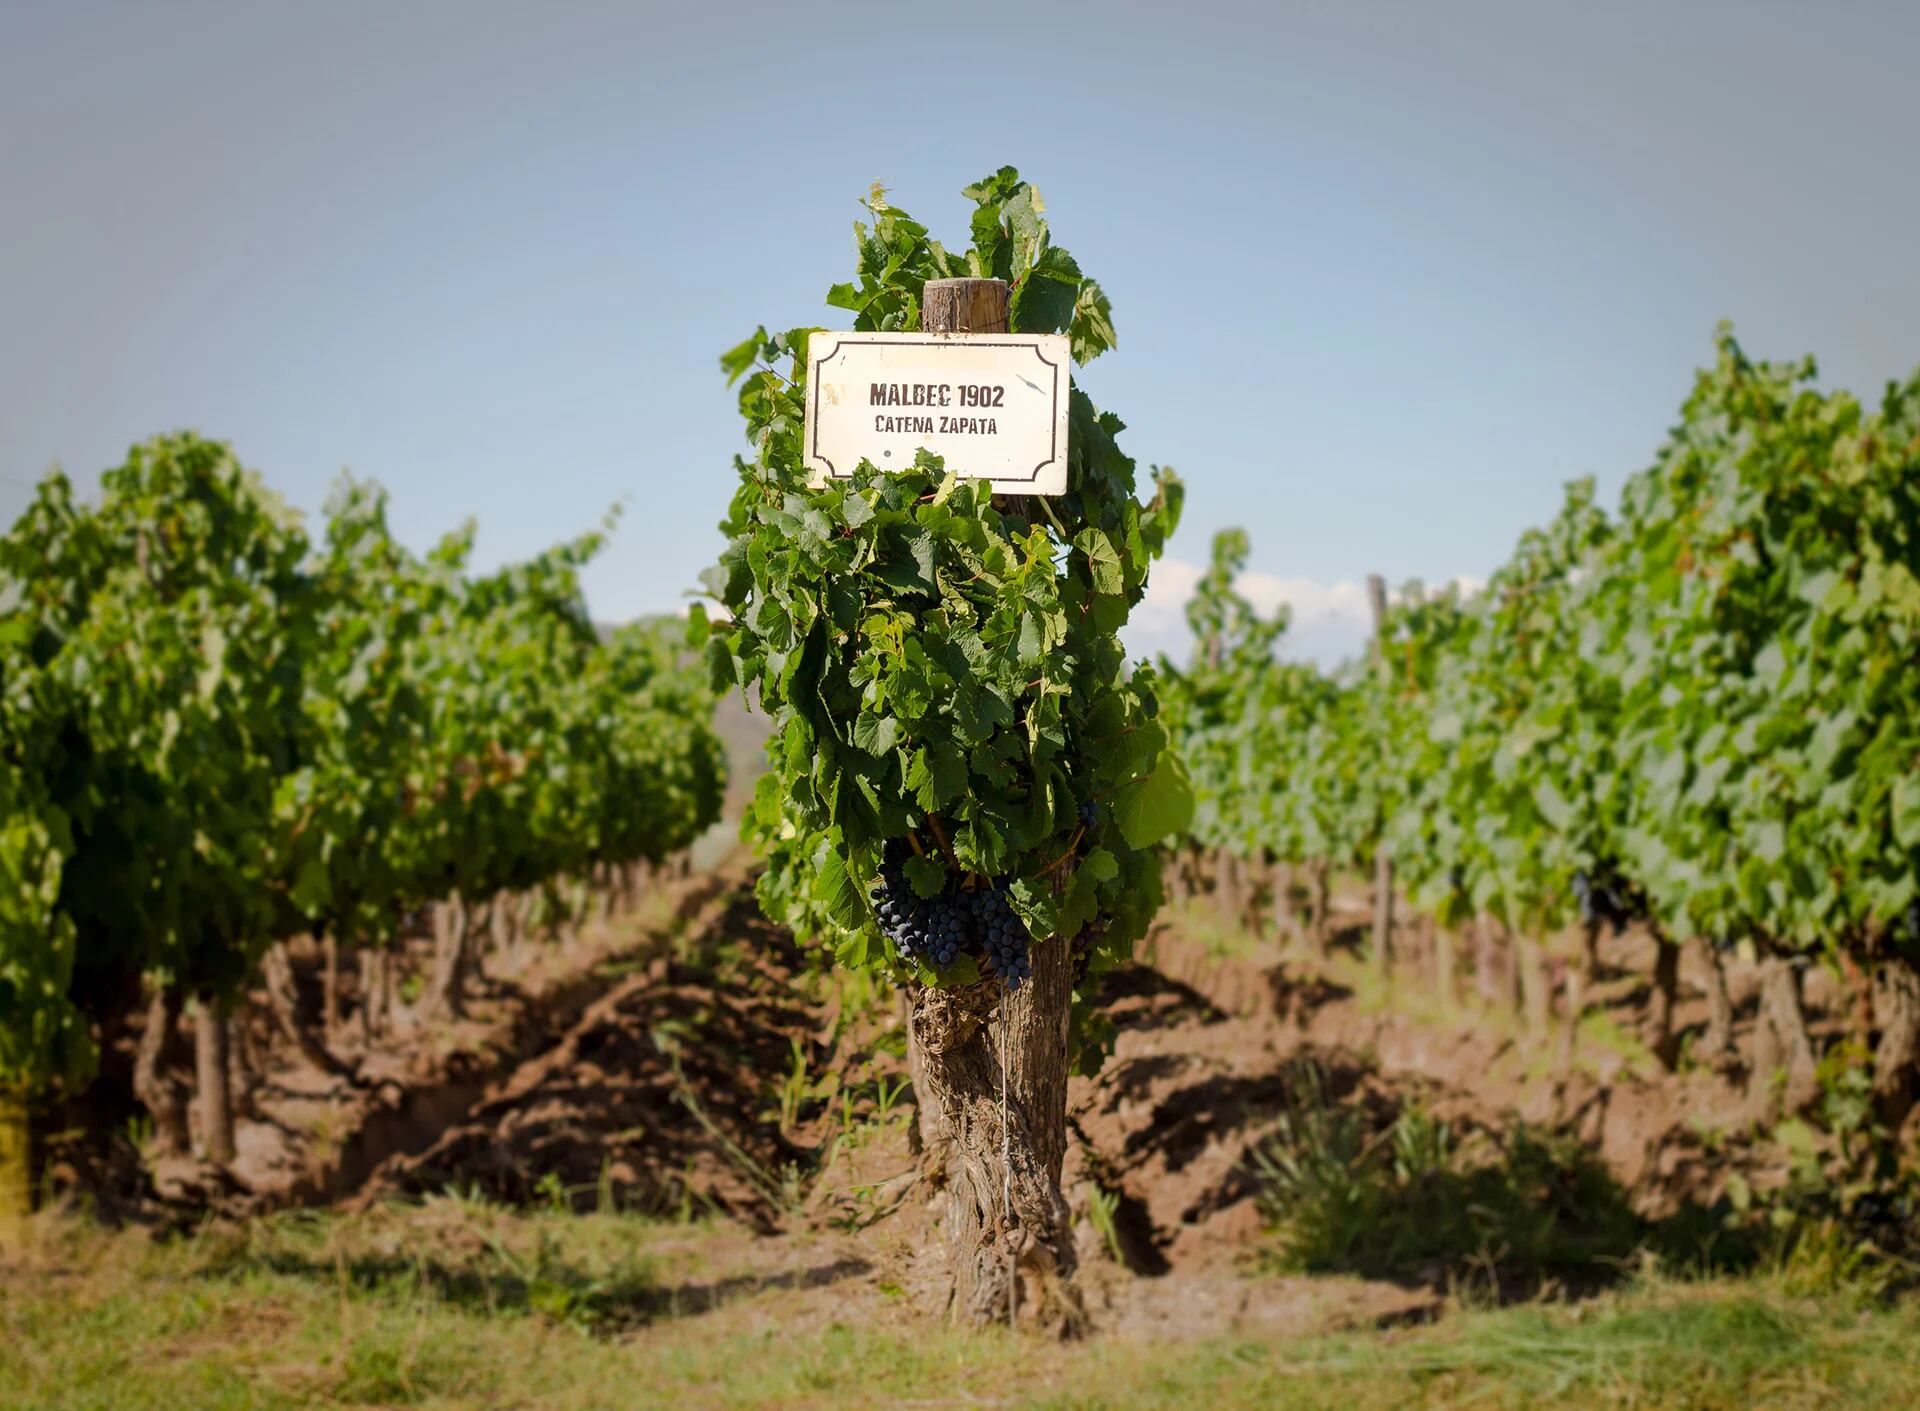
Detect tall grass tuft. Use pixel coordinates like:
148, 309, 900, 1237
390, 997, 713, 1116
1249, 1060, 1683, 1291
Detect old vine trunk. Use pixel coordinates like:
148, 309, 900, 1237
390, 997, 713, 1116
133, 984, 191, 1158
1872, 956, 1920, 1131
907, 936, 1080, 1332
1646, 938, 1682, 1071
193, 996, 235, 1165
1695, 936, 1739, 1073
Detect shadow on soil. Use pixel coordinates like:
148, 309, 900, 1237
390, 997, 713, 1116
364, 891, 822, 1229
195, 1241, 872, 1335
1240, 1055, 1766, 1301
1083, 959, 1768, 1304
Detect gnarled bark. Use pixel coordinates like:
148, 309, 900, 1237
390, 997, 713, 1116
1582, 917, 1604, 980
1840, 951, 1875, 1051
1271, 860, 1299, 950
321, 931, 343, 1044
359, 946, 384, 1041
359, 944, 391, 1044
1695, 936, 1739, 1073
1559, 927, 1595, 1072
1872, 955, 1920, 1132
132, 984, 191, 1157
1213, 850, 1243, 927
1749, 957, 1819, 1121
908, 939, 1080, 1333
1474, 915, 1502, 1006
1310, 860, 1333, 957
490, 894, 515, 961
593, 865, 614, 924
262, 943, 358, 1081
426, 891, 473, 1019
230, 1009, 264, 1119
1517, 936, 1551, 1037
1646, 937, 1681, 1071
193, 995, 235, 1165
1371, 850, 1394, 979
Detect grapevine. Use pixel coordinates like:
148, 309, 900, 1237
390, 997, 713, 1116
1159, 326, 1920, 1122
0, 434, 727, 1204
696, 169, 1191, 1013
696, 168, 1191, 1323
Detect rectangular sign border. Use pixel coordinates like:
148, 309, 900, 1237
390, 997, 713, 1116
803, 332, 1069, 492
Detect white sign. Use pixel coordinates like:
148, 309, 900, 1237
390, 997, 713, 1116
804, 332, 1070, 496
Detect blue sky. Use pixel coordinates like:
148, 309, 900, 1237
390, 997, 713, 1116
4, 1, 1915, 666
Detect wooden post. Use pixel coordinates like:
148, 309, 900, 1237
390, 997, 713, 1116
906, 276, 1079, 1330
923, 278, 1010, 336
1366, 574, 1394, 980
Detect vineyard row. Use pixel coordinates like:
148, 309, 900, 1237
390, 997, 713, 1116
0, 434, 726, 1225
1159, 332, 1920, 1137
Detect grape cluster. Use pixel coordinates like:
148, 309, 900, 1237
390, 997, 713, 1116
1904, 898, 1920, 950
1069, 911, 1112, 985
1077, 799, 1102, 831
970, 884, 1033, 990
1571, 862, 1645, 930
869, 837, 1036, 990
875, 871, 967, 971
871, 843, 967, 970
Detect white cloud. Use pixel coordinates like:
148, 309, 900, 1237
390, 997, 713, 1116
1123, 557, 1483, 671
1124, 555, 1204, 664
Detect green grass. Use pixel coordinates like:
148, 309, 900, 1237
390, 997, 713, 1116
1154, 896, 1270, 963
6, 1202, 1920, 1409
1245, 1061, 1760, 1292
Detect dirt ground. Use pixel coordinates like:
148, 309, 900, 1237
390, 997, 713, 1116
35, 858, 1830, 1347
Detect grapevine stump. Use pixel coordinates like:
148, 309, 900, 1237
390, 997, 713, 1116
1872, 956, 1920, 1131
133, 985, 191, 1158
193, 995, 235, 1165
1750, 958, 1819, 1121
1646, 938, 1682, 1070
909, 973, 1078, 1329
1473, 915, 1501, 1006
1695, 936, 1740, 1074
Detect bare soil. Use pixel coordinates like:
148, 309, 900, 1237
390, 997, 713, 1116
43, 864, 1833, 1343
